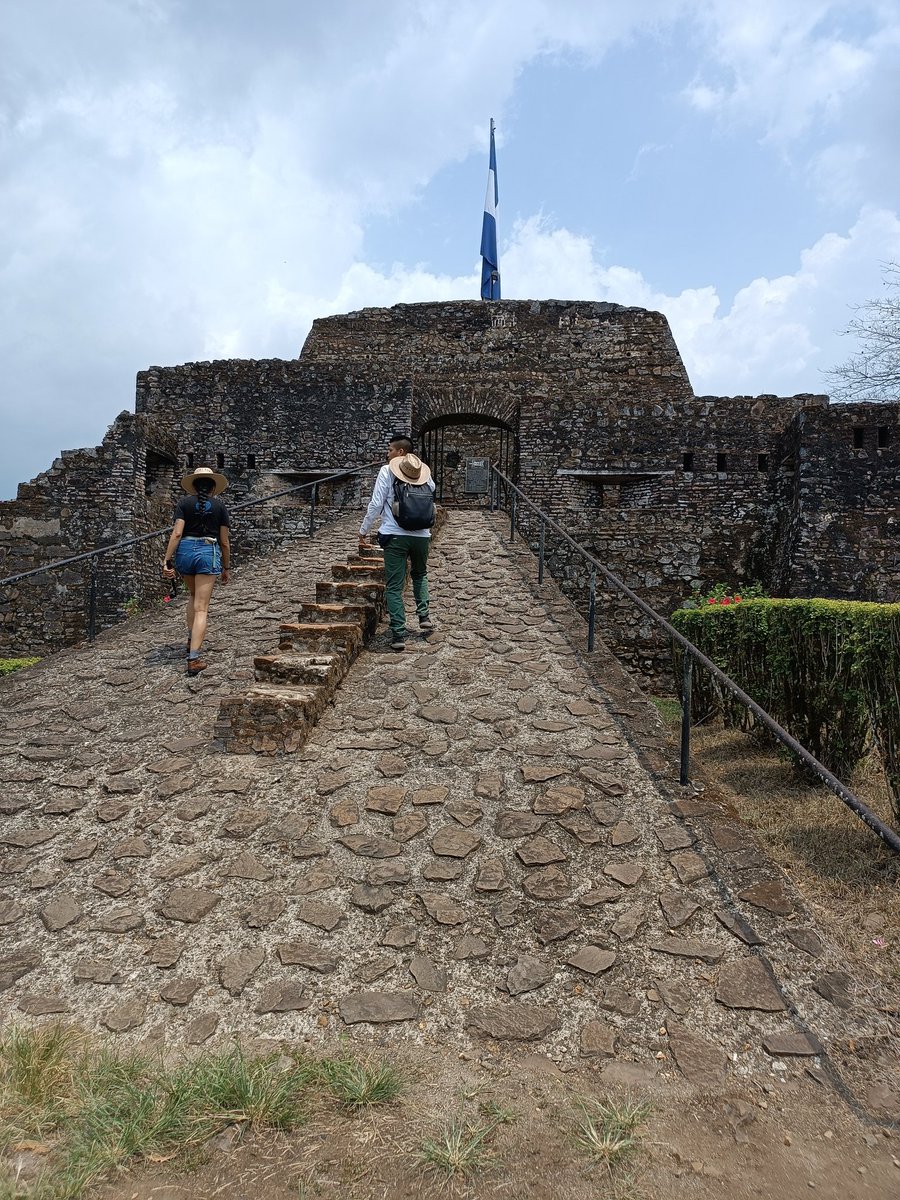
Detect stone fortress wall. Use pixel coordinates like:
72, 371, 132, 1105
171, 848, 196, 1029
1, 299, 897, 682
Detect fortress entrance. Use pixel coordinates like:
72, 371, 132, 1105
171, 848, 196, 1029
420, 414, 518, 505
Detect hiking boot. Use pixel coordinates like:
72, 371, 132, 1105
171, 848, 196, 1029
390, 634, 406, 652
419, 617, 434, 632
186, 657, 208, 675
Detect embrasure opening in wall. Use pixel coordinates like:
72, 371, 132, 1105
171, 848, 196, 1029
145, 450, 176, 500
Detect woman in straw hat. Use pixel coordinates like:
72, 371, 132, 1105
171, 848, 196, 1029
359, 437, 436, 652
162, 466, 231, 675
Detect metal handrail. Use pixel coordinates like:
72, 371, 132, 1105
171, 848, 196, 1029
489, 465, 900, 856
0, 462, 379, 642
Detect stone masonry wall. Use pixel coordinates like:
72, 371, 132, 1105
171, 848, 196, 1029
0, 359, 406, 655
0, 412, 179, 656
301, 302, 857, 682
3, 298, 897, 680
777, 401, 899, 600
135, 359, 410, 561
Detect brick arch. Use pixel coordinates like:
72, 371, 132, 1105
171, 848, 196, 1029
411, 385, 520, 436
418, 409, 519, 500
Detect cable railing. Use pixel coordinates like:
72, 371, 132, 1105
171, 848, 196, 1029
488, 465, 900, 856
0, 463, 379, 643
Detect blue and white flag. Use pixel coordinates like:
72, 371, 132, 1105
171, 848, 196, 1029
480, 118, 500, 301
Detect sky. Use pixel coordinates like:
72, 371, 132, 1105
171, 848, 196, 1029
2, 0, 900, 499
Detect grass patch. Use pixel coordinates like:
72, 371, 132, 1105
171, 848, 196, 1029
477, 1099, 517, 1126
0, 1030, 403, 1199
417, 1098, 517, 1179
319, 1057, 403, 1109
0, 658, 40, 676
649, 696, 682, 725
572, 1095, 650, 1177
417, 1116, 498, 1177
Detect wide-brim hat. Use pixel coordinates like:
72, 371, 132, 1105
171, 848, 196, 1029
388, 453, 432, 486
180, 466, 228, 495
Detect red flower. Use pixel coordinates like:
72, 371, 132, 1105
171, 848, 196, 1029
163, 596, 171, 604
734, 594, 742, 603
707, 597, 717, 604
722, 597, 732, 605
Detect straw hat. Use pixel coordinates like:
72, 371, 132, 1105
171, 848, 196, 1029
388, 453, 432, 486
180, 466, 229, 495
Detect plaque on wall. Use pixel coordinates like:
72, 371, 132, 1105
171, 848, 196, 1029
464, 457, 490, 494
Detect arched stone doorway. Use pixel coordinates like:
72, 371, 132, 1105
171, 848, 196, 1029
420, 413, 518, 503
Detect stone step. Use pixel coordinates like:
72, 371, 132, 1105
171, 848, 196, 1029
278, 621, 363, 657
316, 580, 385, 608
216, 683, 330, 754
346, 552, 384, 564
253, 652, 347, 690
298, 601, 378, 636
331, 562, 385, 581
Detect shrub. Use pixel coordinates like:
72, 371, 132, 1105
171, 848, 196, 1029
680, 581, 767, 610
0, 657, 40, 675
671, 598, 900, 822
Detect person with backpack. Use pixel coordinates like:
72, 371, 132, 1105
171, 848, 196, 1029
359, 437, 436, 652
161, 465, 231, 675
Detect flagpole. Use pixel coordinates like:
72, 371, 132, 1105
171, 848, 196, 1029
480, 118, 500, 301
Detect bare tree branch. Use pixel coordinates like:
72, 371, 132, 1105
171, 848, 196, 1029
823, 262, 900, 402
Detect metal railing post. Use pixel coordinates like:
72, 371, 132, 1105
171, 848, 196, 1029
680, 651, 693, 785
309, 483, 318, 538
88, 558, 98, 643
587, 568, 596, 652
538, 519, 545, 584
509, 492, 516, 542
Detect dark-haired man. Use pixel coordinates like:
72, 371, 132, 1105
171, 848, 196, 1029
359, 437, 436, 651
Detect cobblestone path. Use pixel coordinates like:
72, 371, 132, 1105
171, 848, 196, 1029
0, 512, 890, 1108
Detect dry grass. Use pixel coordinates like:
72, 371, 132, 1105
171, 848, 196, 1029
676, 714, 899, 984
415, 1092, 519, 1180
571, 1094, 650, 1170
0, 1032, 404, 1200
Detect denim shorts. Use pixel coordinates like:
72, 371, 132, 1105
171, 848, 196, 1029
175, 538, 222, 576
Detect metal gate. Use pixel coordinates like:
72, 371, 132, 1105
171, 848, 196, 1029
420, 417, 517, 502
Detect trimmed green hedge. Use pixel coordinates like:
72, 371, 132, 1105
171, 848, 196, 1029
671, 598, 900, 821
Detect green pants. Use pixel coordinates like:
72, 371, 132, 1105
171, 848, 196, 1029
382, 535, 430, 635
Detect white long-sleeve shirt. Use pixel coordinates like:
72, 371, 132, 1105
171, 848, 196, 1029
360, 464, 435, 538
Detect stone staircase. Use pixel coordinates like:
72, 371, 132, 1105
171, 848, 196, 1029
215, 551, 385, 754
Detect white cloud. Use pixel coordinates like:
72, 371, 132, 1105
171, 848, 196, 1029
684, 2, 884, 139
662, 207, 900, 395
484, 207, 900, 397
258, 206, 900, 405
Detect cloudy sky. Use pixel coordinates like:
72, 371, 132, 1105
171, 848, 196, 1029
2, 0, 900, 498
